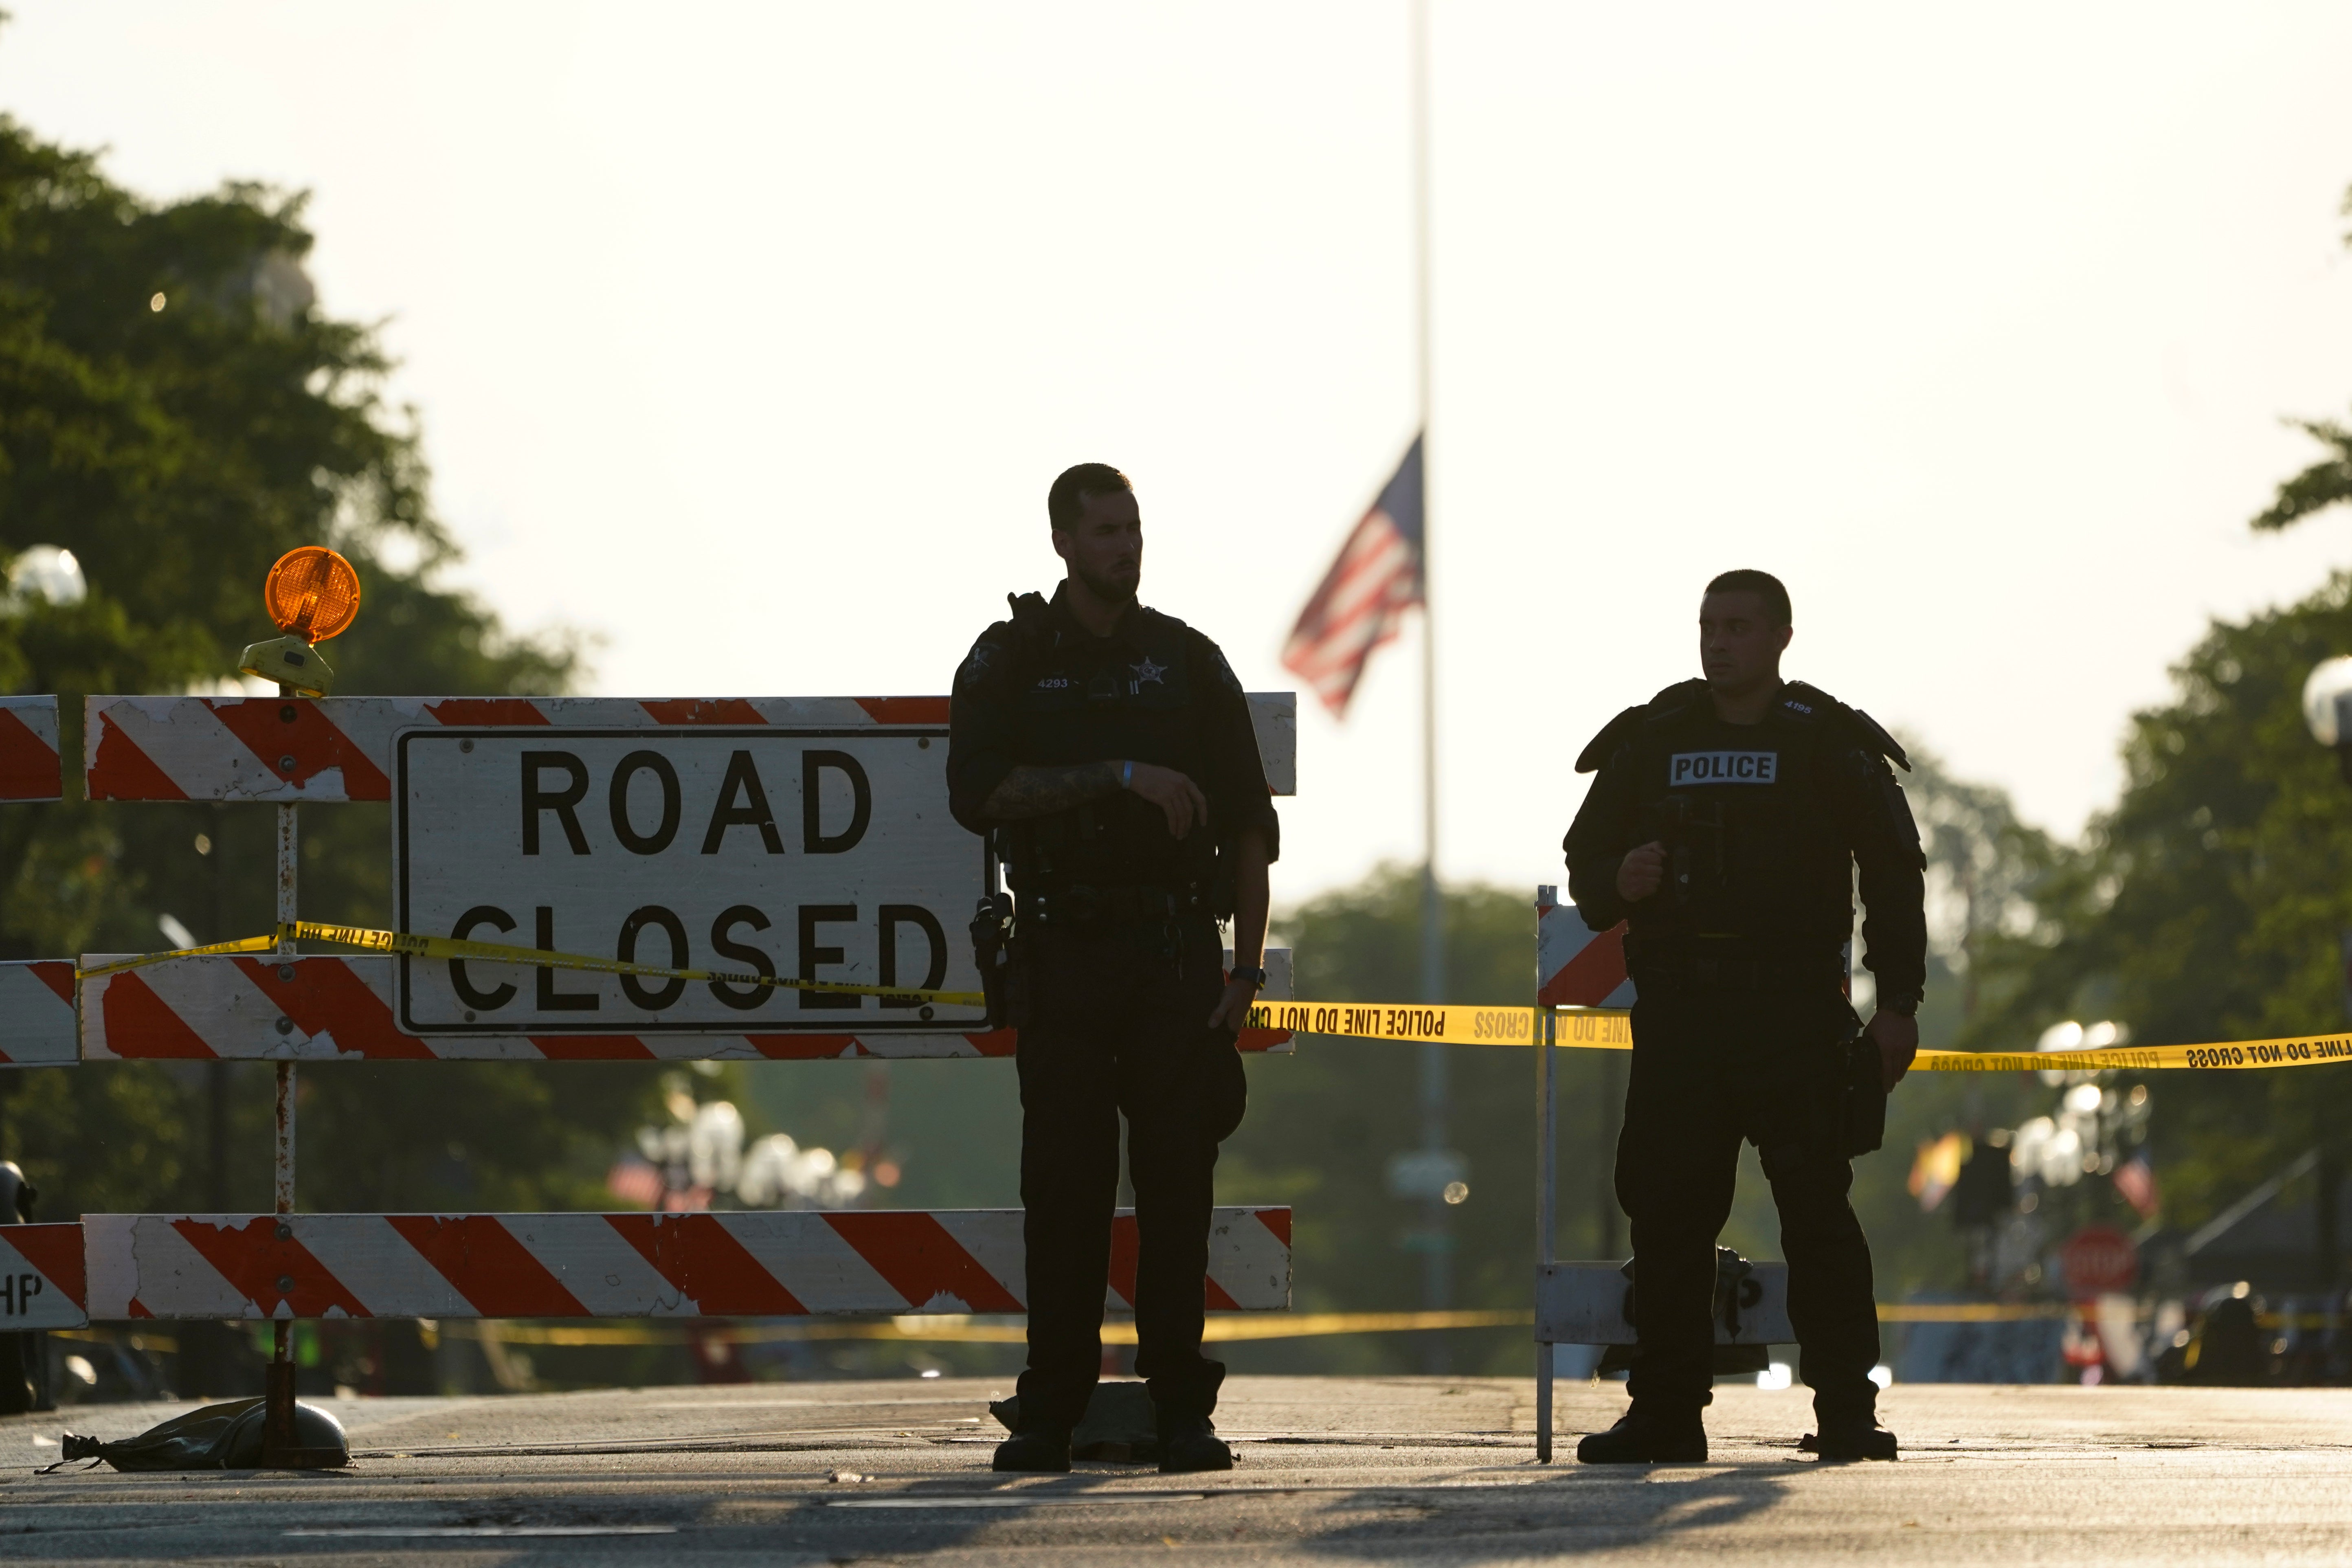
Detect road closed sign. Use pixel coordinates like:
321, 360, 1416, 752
395, 724, 986, 1035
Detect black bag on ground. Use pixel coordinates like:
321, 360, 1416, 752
59, 1397, 347, 1471
990, 1381, 1163, 1463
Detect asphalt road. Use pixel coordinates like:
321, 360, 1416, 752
3, 1375, 2350, 1564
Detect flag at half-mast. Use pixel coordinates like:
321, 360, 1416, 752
1281, 436, 1424, 717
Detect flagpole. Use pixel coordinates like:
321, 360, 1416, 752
1409, 0, 1453, 1359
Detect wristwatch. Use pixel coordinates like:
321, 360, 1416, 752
1879, 988, 1922, 1018
1228, 966, 1268, 989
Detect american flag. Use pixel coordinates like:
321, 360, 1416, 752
1282, 436, 1424, 717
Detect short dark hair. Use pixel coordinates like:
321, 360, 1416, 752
1047, 463, 1133, 532
1704, 569, 1791, 626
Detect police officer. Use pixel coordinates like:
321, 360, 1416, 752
1561, 569, 1924, 1464
948, 463, 1278, 1475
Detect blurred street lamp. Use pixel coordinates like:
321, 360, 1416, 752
2301, 657, 2352, 784
4, 546, 86, 610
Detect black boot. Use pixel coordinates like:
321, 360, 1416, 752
1155, 1410, 1234, 1473
992, 1425, 1072, 1472
1800, 1420, 1897, 1461
1575, 1412, 1707, 1465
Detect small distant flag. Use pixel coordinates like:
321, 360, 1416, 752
605, 1156, 665, 1210
1908, 1130, 1969, 1213
1282, 436, 1424, 718
2112, 1152, 2160, 1219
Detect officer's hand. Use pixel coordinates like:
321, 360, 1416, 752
1208, 976, 1259, 1032
1615, 841, 1667, 902
1867, 1009, 1919, 1091
1125, 762, 1210, 839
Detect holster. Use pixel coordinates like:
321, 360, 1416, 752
1836, 1026, 1887, 1157
969, 891, 1019, 1031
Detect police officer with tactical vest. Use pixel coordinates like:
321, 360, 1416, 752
948, 463, 1277, 1474
1563, 569, 1925, 1463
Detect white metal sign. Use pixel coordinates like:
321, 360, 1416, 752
395, 726, 986, 1036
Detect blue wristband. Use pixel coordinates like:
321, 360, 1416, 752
1121, 760, 1134, 790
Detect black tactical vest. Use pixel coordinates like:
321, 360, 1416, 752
994, 593, 1222, 898
1612, 682, 1866, 951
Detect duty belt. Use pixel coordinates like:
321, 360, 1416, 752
1627, 942, 1846, 994
1023, 881, 1199, 930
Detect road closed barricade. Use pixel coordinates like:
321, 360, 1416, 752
60, 615, 1304, 1465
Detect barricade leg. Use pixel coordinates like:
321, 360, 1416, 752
258, 792, 336, 1467
1535, 1345, 1553, 1463
1533, 914, 1559, 1463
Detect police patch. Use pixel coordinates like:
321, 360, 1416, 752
1669, 750, 1779, 785
955, 643, 999, 689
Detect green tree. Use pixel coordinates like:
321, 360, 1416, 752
1952, 577, 2352, 1244
2248, 191, 2352, 535
0, 111, 666, 1218
1951, 180, 2352, 1244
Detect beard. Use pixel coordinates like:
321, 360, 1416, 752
1072, 556, 1140, 608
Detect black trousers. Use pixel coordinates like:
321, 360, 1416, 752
1013, 918, 1246, 1431
1616, 982, 1882, 1427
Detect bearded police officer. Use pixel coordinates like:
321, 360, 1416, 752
1562, 569, 1925, 1464
948, 463, 1277, 1475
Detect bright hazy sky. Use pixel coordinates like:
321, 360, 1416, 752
10, 3, 2352, 903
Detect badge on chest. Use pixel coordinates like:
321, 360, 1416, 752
1025, 651, 1188, 710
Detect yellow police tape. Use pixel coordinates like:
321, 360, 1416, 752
426, 1308, 1540, 1349
75, 921, 988, 1009
72, 932, 2352, 1071
1244, 1001, 1634, 1049
1246, 999, 2352, 1072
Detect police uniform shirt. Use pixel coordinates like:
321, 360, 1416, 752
947, 585, 1280, 889
1562, 679, 1926, 999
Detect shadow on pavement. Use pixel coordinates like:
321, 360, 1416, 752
1291, 1459, 1807, 1561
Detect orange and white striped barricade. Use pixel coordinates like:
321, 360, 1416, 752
0, 1223, 88, 1329
80, 949, 1293, 1061
0, 696, 61, 804
1531, 1257, 1791, 1368
83, 1208, 1291, 1320
1537, 888, 1633, 1010
0, 699, 75, 1067
0, 962, 78, 1067
86, 694, 1297, 803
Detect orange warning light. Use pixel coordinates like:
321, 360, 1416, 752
263, 547, 362, 642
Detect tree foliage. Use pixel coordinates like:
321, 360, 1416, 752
2249, 188, 2352, 535
2249, 417, 2352, 535
0, 112, 661, 1218
1961, 575, 2352, 1232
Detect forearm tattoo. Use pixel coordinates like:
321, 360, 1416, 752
982, 760, 1122, 821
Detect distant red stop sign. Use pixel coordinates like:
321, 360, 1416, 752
2061, 1224, 2139, 1298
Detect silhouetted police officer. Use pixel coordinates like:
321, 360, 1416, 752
948, 463, 1277, 1474
1562, 569, 1924, 1463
